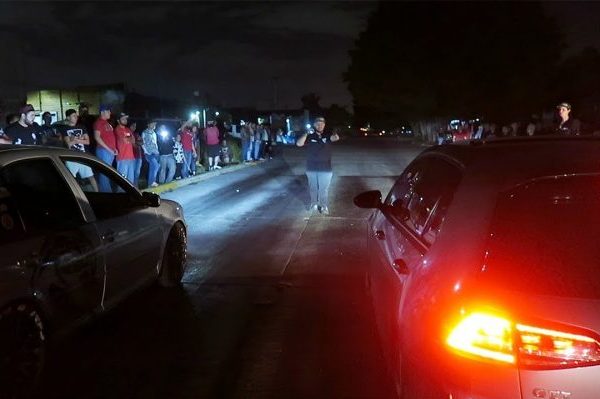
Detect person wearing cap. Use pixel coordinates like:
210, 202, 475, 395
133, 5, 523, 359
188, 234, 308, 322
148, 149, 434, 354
296, 116, 340, 215
57, 109, 98, 191
94, 104, 117, 191
555, 102, 581, 135
114, 113, 137, 185
4, 104, 39, 145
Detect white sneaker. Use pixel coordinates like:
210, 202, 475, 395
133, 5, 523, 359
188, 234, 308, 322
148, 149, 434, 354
214, 165, 222, 169
150, 182, 159, 187
321, 206, 330, 215
310, 204, 319, 212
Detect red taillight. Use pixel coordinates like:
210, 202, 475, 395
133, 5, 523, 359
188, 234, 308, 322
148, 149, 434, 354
446, 311, 600, 369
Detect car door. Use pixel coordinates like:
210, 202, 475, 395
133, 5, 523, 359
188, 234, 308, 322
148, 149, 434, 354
371, 156, 463, 370
57, 156, 163, 307
0, 158, 104, 327
369, 160, 426, 363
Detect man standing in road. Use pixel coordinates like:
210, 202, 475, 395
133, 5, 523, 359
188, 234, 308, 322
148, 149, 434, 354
57, 109, 98, 191
114, 113, 136, 184
555, 102, 581, 135
296, 116, 340, 215
5, 104, 39, 145
94, 104, 117, 191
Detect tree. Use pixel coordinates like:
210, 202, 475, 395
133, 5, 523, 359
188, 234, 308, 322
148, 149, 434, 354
300, 93, 324, 116
324, 104, 352, 129
345, 2, 563, 129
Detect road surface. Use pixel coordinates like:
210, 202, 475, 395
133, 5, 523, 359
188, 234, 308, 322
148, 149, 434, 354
36, 138, 423, 399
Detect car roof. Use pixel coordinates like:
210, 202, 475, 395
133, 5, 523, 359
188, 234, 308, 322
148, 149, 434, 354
421, 136, 600, 189
0, 145, 100, 167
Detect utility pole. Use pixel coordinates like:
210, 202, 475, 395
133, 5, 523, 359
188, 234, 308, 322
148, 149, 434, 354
272, 76, 279, 109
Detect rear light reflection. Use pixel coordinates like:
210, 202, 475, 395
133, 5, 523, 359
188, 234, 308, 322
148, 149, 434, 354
447, 312, 600, 369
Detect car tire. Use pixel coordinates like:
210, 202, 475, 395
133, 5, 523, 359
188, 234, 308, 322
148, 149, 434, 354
0, 302, 46, 399
159, 222, 187, 288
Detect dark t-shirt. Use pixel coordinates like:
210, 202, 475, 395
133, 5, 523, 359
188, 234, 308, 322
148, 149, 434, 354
556, 118, 581, 135
38, 123, 64, 147
56, 124, 88, 152
157, 135, 175, 155
5, 123, 38, 145
305, 131, 333, 172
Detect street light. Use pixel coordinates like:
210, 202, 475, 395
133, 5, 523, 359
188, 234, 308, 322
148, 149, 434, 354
215, 111, 220, 117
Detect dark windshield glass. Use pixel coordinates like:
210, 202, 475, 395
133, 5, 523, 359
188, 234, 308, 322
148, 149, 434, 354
482, 174, 600, 299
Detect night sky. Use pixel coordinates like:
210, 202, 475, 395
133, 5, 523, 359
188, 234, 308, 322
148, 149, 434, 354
0, 1, 598, 110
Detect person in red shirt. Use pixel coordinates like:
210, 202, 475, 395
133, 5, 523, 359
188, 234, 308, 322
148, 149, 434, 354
114, 113, 136, 184
204, 120, 221, 171
93, 104, 117, 192
180, 121, 197, 178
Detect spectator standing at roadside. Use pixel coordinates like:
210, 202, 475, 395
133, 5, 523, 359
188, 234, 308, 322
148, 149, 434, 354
142, 120, 159, 187
39, 111, 63, 147
57, 109, 98, 191
204, 120, 221, 170
5, 105, 39, 145
94, 104, 117, 191
296, 116, 340, 215
0, 114, 18, 144
114, 113, 136, 184
132, 127, 143, 187
220, 139, 231, 164
173, 133, 185, 179
254, 123, 264, 160
526, 123, 536, 136
555, 102, 581, 135
190, 124, 199, 175
141, 120, 160, 187
157, 125, 176, 184
180, 122, 196, 178
241, 123, 252, 162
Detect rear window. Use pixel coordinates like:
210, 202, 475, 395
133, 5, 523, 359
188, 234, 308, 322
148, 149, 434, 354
481, 174, 600, 299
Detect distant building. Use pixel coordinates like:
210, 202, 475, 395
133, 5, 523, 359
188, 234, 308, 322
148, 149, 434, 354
26, 83, 126, 119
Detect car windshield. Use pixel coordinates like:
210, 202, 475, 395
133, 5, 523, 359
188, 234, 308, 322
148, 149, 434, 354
481, 174, 600, 299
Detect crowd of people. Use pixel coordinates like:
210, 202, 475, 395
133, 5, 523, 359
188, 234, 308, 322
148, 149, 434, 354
240, 122, 285, 162
0, 103, 237, 189
438, 102, 585, 143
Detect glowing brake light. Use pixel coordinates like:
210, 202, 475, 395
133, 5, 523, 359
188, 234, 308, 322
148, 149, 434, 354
447, 312, 600, 369
447, 313, 515, 364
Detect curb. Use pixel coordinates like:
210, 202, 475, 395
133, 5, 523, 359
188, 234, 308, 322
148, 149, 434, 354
142, 161, 263, 194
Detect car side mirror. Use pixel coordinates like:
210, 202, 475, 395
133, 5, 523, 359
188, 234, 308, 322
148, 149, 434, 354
142, 192, 161, 207
353, 190, 382, 209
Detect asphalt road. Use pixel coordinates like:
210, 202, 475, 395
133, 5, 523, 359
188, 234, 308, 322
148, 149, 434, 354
35, 138, 424, 399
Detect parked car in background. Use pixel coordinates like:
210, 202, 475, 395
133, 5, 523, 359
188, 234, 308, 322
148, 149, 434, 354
0, 145, 187, 398
355, 136, 600, 399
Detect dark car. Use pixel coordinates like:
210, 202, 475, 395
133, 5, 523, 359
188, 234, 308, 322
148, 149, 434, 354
354, 136, 600, 399
0, 145, 187, 397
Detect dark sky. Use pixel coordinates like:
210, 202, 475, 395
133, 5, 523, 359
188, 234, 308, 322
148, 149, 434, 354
0, 1, 598, 110
0, 1, 375, 110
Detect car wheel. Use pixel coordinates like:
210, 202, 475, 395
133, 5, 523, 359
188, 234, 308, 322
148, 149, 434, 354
159, 222, 187, 288
0, 302, 46, 398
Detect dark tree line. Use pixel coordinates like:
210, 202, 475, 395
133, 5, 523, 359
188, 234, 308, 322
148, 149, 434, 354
344, 1, 589, 128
